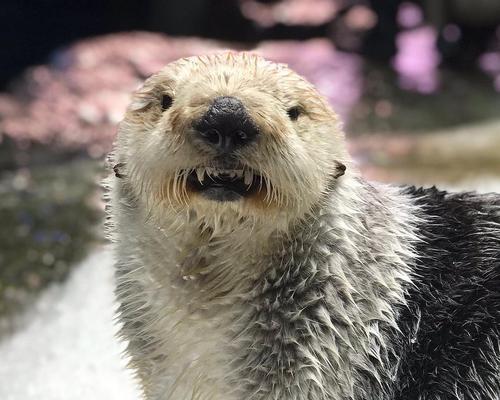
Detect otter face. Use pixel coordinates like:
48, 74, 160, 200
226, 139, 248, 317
115, 53, 347, 223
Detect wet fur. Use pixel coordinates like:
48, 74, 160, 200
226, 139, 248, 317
106, 54, 500, 399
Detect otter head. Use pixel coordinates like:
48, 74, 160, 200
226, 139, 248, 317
115, 53, 348, 228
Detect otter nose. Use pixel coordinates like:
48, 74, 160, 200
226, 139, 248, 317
195, 96, 258, 153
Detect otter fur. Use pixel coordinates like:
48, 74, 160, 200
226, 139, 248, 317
106, 53, 500, 400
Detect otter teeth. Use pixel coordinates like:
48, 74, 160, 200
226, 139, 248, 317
244, 169, 254, 186
206, 167, 215, 177
211, 169, 244, 178
196, 168, 205, 183
194, 167, 249, 181
231, 170, 244, 178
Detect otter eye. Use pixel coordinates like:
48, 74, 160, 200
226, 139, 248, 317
161, 94, 173, 111
287, 106, 301, 121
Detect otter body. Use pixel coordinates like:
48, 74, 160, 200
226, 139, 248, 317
107, 54, 500, 399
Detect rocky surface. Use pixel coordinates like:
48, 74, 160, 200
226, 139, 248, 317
0, 249, 141, 400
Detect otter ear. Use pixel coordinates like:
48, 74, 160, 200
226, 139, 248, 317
333, 161, 346, 179
128, 79, 160, 112
129, 97, 154, 112
129, 73, 175, 112
129, 90, 157, 112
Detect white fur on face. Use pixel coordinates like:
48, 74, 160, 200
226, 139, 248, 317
113, 53, 349, 229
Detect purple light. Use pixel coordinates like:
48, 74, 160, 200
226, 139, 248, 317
397, 2, 423, 29
479, 52, 500, 74
442, 24, 461, 42
393, 27, 441, 94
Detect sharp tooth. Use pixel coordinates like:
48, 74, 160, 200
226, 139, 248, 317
244, 169, 254, 186
207, 168, 217, 180
196, 168, 205, 183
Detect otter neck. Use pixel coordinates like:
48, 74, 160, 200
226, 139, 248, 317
152, 175, 358, 302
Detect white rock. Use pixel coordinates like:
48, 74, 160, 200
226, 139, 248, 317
0, 248, 141, 400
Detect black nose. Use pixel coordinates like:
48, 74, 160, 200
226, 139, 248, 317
194, 96, 259, 153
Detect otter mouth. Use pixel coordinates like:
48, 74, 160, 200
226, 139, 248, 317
186, 167, 262, 202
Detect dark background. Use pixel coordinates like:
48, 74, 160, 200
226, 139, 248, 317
3, 0, 499, 88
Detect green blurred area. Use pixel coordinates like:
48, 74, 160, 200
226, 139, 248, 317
0, 159, 102, 318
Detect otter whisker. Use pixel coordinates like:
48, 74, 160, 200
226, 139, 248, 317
180, 169, 191, 206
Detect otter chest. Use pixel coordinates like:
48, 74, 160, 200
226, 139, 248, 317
152, 281, 240, 400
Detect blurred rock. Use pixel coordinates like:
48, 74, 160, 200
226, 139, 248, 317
0, 31, 498, 179
0, 33, 219, 157
0, 32, 361, 159
240, 0, 339, 27
350, 120, 500, 184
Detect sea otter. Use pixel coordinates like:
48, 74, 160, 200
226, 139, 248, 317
106, 53, 500, 400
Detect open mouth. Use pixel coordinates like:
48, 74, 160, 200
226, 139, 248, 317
186, 167, 262, 202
